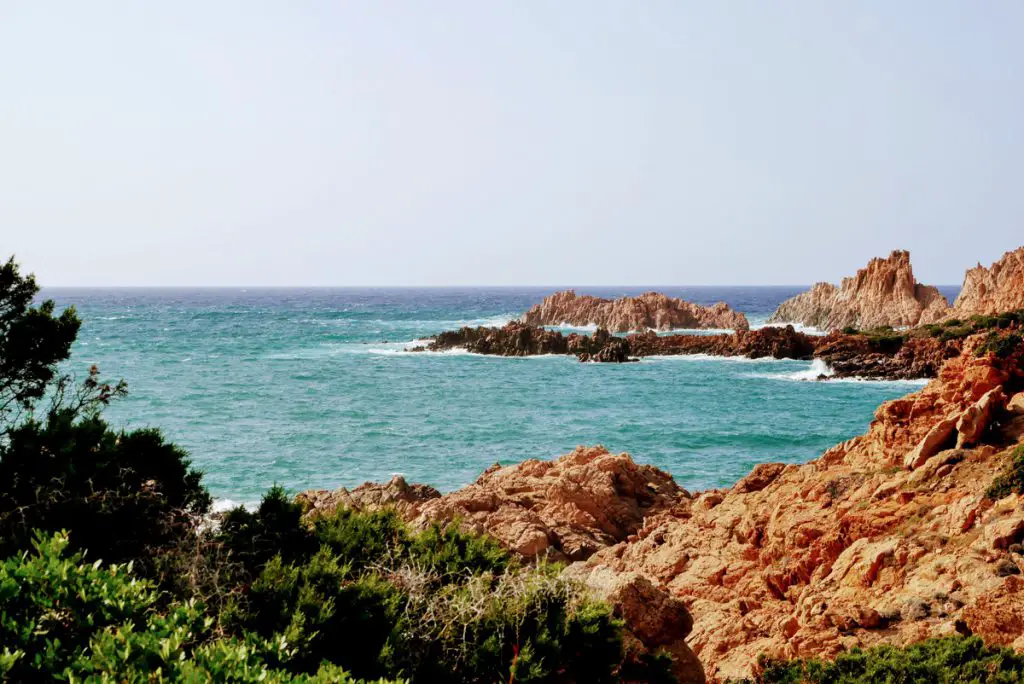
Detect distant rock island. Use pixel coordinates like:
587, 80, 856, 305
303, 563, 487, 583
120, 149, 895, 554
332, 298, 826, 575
767, 250, 950, 331
520, 289, 749, 332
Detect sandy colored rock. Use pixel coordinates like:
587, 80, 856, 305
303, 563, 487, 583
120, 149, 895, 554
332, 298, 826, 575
565, 565, 705, 683
951, 246, 1024, 316
297, 475, 440, 519
521, 290, 749, 332
767, 250, 950, 331
565, 338, 1024, 680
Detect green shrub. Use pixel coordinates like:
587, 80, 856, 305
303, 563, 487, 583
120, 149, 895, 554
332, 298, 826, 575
0, 531, 395, 683
756, 635, 1024, 683
976, 331, 1023, 359
986, 445, 1024, 500
0, 257, 81, 429
385, 563, 631, 683
0, 409, 211, 566
219, 485, 317, 573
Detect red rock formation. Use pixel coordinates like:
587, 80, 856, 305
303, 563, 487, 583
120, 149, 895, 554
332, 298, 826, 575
767, 250, 950, 331
521, 290, 749, 332
951, 246, 1024, 316
311, 331, 1024, 681
571, 335, 1024, 680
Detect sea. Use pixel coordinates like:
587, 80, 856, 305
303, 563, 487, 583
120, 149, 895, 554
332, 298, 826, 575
43, 286, 960, 510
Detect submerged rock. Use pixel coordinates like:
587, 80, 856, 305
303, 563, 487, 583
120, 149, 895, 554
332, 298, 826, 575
521, 290, 749, 332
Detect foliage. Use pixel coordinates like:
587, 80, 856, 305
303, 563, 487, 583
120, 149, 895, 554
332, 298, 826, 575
0, 408, 211, 566
384, 562, 629, 684
755, 635, 1024, 683
0, 257, 81, 429
976, 330, 1024, 359
0, 531, 397, 683
0, 256, 669, 682
986, 445, 1024, 500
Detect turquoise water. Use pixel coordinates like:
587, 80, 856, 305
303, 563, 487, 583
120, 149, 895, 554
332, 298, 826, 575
44, 287, 956, 508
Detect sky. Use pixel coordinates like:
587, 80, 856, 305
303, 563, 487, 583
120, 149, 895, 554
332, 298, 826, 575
1, 2, 1022, 287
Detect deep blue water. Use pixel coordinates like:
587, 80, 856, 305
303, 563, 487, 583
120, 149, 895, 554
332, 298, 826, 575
43, 286, 959, 507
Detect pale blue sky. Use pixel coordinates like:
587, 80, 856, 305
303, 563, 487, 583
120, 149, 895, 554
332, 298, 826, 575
2, 2, 1021, 286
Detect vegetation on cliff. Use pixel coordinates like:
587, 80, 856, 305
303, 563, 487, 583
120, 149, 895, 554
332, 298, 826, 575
755, 636, 1024, 683
0, 257, 677, 682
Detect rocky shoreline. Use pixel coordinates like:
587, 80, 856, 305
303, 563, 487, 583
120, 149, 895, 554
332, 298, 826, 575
409, 320, 980, 381
308, 329, 1024, 681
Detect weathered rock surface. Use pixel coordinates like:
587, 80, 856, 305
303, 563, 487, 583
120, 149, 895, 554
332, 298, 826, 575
521, 290, 749, 332
570, 336, 1024, 680
307, 331, 1024, 681
812, 332, 961, 380
297, 475, 441, 519
627, 325, 817, 360
951, 246, 1024, 317
767, 250, 950, 331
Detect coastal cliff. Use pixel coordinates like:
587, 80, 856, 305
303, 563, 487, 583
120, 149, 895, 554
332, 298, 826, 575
767, 250, 950, 331
520, 290, 750, 332
310, 330, 1024, 681
951, 246, 1024, 317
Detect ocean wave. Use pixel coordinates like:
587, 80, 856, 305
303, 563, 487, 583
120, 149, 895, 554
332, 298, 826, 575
745, 359, 930, 385
752, 322, 828, 336
211, 498, 255, 512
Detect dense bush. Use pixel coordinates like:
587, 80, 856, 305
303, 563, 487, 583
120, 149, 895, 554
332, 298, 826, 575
755, 635, 1024, 683
986, 445, 1024, 500
0, 531, 397, 683
976, 330, 1024, 359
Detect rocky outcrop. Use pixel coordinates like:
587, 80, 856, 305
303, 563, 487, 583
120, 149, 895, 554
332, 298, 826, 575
627, 325, 817, 360
309, 331, 1024, 681
570, 334, 1024, 680
297, 475, 440, 519
767, 250, 950, 331
951, 246, 1024, 317
813, 332, 961, 380
521, 290, 750, 332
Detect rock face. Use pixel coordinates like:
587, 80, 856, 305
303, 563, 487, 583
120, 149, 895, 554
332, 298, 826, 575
628, 325, 817, 360
570, 334, 1024, 680
417, 322, 957, 379
951, 246, 1024, 317
521, 290, 750, 332
813, 332, 961, 380
767, 250, 950, 331
306, 331, 1024, 681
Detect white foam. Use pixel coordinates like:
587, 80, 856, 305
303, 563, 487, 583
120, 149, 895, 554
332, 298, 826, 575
745, 359, 931, 385
641, 353, 789, 363
753, 322, 828, 336
211, 498, 252, 513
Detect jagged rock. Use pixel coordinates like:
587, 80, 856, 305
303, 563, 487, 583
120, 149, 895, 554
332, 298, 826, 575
521, 290, 749, 332
767, 250, 950, 331
956, 388, 1006, 448
951, 246, 1024, 316
410, 446, 685, 561
297, 475, 440, 519
627, 325, 816, 360
565, 565, 705, 683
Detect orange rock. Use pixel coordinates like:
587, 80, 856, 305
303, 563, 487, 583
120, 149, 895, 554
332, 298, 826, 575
767, 250, 950, 331
520, 290, 749, 332
950, 246, 1024, 316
